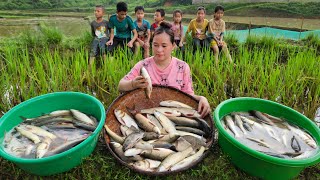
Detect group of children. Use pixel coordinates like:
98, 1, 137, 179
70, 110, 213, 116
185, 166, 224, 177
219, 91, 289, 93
89, 2, 232, 65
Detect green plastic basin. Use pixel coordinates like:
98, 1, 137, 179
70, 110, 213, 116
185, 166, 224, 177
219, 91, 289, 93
0, 92, 106, 176
214, 97, 320, 180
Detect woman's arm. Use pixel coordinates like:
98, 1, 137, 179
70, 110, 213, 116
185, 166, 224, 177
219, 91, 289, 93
118, 76, 148, 92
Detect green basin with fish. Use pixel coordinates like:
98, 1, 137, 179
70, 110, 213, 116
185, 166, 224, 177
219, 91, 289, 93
214, 97, 320, 180
0, 92, 106, 176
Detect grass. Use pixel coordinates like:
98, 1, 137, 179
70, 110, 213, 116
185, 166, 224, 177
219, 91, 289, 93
0, 26, 320, 179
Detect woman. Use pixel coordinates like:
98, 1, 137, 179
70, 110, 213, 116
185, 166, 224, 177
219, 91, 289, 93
118, 22, 211, 118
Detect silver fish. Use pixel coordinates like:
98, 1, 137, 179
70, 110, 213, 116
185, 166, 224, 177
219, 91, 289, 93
172, 107, 201, 118
36, 138, 52, 158
289, 125, 317, 149
234, 114, 247, 134
122, 132, 144, 151
44, 136, 88, 157
15, 126, 41, 144
175, 126, 205, 136
224, 115, 241, 138
104, 125, 125, 144
159, 100, 193, 109
158, 146, 193, 172
140, 66, 152, 99
124, 148, 143, 157
131, 159, 161, 171
170, 146, 205, 171
147, 114, 166, 134
250, 110, 274, 125
141, 148, 175, 161
154, 110, 177, 135
134, 140, 154, 150
167, 116, 200, 128
49, 110, 72, 117
173, 137, 192, 152
120, 125, 139, 137
182, 135, 207, 151
114, 109, 139, 129
20, 124, 56, 139
141, 107, 181, 117
70, 109, 95, 126
110, 142, 130, 162
134, 113, 161, 134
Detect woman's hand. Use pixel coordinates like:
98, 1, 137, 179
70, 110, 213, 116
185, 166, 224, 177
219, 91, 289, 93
131, 76, 148, 89
197, 96, 211, 118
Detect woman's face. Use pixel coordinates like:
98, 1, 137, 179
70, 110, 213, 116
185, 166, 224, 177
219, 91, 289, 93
152, 32, 174, 62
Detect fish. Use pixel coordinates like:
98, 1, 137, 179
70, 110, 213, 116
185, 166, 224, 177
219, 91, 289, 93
176, 130, 206, 142
122, 132, 144, 151
134, 140, 154, 150
224, 115, 241, 138
289, 125, 317, 149
155, 133, 180, 143
141, 107, 181, 117
141, 148, 175, 161
167, 116, 200, 128
15, 126, 41, 144
182, 135, 207, 151
173, 137, 192, 152
120, 125, 139, 137
250, 110, 274, 125
159, 100, 193, 109
114, 109, 139, 129
134, 113, 161, 134
73, 121, 96, 131
293, 150, 315, 159
49, 110, 72, 117
44, 136, 88, 157
142, 132, 161, 141
110, 142, 130, 162
124, 148, 144, 157
29, 117, 74, 126
140, 66, 152, 99
104, 125, 125, 144
172, 108, 201, 118
175, 126, 205, 136
291, 136, 301, 152
262, 123, 281, 142
131, 159, 161, 171
36, 138, 52, 158
234, 114, 247, 134
20, 124, 56, 139
154, 110, 177, 135
157, 147, 193, 172
195, 118, 212, 136
147, 114, 166, 134
247, 137, 270, 148
70, 109, 95, 126
150, 141, 175, 150
170, 146, 205, 171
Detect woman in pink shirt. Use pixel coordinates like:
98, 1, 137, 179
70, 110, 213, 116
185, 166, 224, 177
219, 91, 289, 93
118, 22, 210, 117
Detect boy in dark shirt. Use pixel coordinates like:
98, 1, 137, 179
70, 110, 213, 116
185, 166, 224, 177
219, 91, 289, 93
150, 9, 165, 38
106, 2, 138, 53
89, 5, 110, 65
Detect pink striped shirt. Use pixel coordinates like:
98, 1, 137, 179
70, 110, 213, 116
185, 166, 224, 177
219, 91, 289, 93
123, 56, 194, 95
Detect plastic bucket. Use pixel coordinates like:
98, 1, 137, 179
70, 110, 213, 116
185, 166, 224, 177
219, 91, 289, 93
0, 92, 106, 176
214, 97, 320, 180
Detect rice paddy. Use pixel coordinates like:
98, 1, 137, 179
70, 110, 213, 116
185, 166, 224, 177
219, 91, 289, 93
0, 22, 319, 179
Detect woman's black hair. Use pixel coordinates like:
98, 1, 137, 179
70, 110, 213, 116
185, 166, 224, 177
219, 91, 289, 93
153, 21, 174, 44
215, 5, 224, 13
117, 2, 128, 12
197, 6, 206, 13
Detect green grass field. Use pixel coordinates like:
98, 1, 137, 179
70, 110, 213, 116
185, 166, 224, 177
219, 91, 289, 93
0, 23, 319, 179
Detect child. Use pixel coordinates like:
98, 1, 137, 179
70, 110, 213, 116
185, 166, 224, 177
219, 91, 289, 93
150, 9, 165, 38
133, 6, 151, 58
106, 2, 138, 53
208, 5, 232, 64
171, 9, 184, 52
183, 7, 209, 51
118, 22, 211, 118
89, 5, 110, 65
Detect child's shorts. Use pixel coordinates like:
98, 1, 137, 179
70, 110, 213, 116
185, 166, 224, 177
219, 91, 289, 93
210, 39, 227, 48
90, 37, 109, 57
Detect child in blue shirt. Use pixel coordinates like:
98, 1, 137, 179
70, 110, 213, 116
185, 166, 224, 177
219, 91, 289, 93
89, 5, 110, 65
133, 6, 151, 58
106, 2, 138, 53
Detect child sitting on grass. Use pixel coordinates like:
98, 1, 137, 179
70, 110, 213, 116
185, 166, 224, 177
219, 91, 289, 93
207, 5, 233, 65
133, 6, 151, 59
89, 5, 110, 65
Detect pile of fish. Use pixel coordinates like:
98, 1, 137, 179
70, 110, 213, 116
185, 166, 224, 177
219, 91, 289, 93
105, 100, 212, 172
222, 110, 318, 159
2, 109, 98, 159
